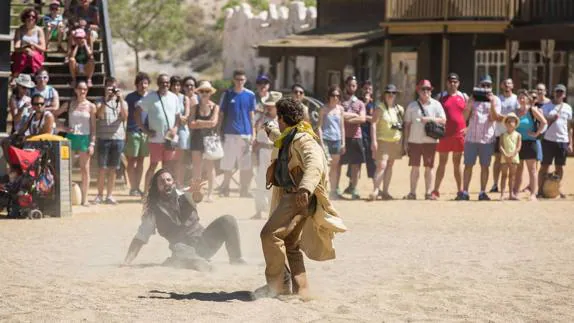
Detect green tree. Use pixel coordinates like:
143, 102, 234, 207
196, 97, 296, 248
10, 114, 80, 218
109, 0, 186, 72
215, 0, 269, 31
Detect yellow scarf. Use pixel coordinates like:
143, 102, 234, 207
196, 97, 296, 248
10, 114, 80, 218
274, 121, 319, 148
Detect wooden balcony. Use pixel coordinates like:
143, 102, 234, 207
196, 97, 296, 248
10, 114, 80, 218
385, 0, 516, 21
513, 0, 574, 24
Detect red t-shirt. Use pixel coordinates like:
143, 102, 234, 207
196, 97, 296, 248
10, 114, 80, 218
439, 92, 466, 137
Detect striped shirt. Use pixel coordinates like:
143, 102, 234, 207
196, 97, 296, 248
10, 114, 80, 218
465, 97, 501, 144
97, 99, 126, 140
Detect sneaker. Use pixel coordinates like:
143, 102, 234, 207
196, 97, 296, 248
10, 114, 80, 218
455, 191, 469, 201
129, 189, 140, 197
478, 192, 491, 201
91, 195, 104, 205
105, 196, 118, 205
343, 186, 353, 195
350, 189, 360, 200
489, 185, 499, 193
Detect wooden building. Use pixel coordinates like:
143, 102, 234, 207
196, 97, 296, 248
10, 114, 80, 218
257, 0, 574, 104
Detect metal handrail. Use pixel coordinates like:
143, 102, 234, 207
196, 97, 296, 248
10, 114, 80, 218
99, 0, 115, 78
385, 0, 515, 21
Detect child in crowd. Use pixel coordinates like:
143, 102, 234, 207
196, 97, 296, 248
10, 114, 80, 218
67, 27, 94, 87
43, 1, 65, 52
499, 113, 522, 200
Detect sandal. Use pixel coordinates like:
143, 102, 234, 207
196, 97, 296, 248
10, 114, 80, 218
367, 190, 379, 201
402, 193, 416, 200
380, 192, 394, 201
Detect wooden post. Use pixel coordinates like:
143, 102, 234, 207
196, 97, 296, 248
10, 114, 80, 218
383, 37, 392, 87
505, 39, 512, 79
441, 32, 449, 86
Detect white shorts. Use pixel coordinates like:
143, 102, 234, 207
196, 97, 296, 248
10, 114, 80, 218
220, 134, 252, 171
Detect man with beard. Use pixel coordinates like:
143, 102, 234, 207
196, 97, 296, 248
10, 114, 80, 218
123, 169, 246, 271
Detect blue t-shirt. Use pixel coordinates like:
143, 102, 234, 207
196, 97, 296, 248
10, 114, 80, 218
125, 91, 147, 133
220, 89, 256, 135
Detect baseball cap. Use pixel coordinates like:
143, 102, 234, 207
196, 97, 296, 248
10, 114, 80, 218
256, 74, 270, 84
417, 79, 433, 90
480, 75, 493, 84
554, 84, 567, 92
50, 0, 60, 6
447, 73, 459, 81
384, 84, 398, 93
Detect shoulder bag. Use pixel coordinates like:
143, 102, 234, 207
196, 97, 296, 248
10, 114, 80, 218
417, 100, 445, 139
158, 92, 178, 150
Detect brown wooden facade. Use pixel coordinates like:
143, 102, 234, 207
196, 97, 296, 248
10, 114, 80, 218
258, 0, 574, 101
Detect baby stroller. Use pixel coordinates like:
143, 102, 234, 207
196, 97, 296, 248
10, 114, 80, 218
0, 145, 55, 219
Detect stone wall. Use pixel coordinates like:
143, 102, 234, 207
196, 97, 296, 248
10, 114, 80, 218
222, 1, 317, 90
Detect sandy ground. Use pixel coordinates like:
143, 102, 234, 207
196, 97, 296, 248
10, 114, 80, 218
1, 158, 574, 322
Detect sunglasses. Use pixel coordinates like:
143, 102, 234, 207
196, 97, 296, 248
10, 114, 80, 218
448, 80, 459, 83
555, 90, 565, 93
50, 6, 59, 10
198, 90, 211, 94
32, 102, 45, 106
385, 91, 397, 95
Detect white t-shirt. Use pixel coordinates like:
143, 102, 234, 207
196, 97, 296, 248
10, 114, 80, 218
542, 102, 573, 143
496, 93, 518, 137
404, 98, 446, 144
137, 91, 181, 144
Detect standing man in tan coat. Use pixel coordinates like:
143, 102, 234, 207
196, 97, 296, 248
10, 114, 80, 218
255, 97, 346, 299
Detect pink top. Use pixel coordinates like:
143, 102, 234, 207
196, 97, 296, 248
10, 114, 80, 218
465, 97, 501, 144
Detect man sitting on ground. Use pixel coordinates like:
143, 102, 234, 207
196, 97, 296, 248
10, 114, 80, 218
123, 169, 246, 271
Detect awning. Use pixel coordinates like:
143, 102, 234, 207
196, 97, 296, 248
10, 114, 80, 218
257, 23, 385, 58
505, 23, 574, 41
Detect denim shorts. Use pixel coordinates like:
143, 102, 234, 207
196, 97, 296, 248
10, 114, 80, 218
323, 139, 342, 155
464, 142, 494, 166
97, 139, 125, 169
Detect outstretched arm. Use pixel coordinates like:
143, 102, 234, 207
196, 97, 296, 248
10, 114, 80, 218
123, 238, 145, 265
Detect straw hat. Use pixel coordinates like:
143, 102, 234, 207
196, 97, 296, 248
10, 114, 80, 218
15, 74, 35, 88
503, 112, 519, 125
195, 81, 216, 95
263, 91, 282, 106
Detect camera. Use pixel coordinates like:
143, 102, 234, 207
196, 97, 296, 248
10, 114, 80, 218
107, 86, 120, 94
391, 123, 403, 131
472, 87, 491, 102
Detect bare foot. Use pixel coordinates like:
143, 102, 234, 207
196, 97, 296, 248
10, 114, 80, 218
529, 194, 538, 201
509, 195, 519, 201
499, 194, 506, 201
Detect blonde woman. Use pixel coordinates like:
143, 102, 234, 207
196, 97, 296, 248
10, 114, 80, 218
189, 81, 220, 202
55, 80, 97, 206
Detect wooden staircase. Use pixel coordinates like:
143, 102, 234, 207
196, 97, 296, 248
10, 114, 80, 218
9, 0, 114, 105
9, 0, 126, 189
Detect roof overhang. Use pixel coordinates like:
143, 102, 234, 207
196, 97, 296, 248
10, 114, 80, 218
505, 23, 574, 41
257, 24, 385, 58
380, 20, 509, 34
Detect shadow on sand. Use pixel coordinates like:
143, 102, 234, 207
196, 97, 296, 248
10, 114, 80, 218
140, 290, 256, 302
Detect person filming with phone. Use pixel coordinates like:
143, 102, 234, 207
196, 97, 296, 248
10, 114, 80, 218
93, 77, 128, 205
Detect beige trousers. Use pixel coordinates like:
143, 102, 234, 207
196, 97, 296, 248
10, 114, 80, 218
260, 192, 308, 292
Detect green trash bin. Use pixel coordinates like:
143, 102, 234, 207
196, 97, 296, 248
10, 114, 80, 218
24, 134, 72, 217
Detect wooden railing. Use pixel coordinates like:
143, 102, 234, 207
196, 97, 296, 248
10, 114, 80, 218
385, 0, 516, 21
513, 0, 574, 24
99, 0, 115, 78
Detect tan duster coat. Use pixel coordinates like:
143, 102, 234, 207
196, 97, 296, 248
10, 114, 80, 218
268, 130, 347, 261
